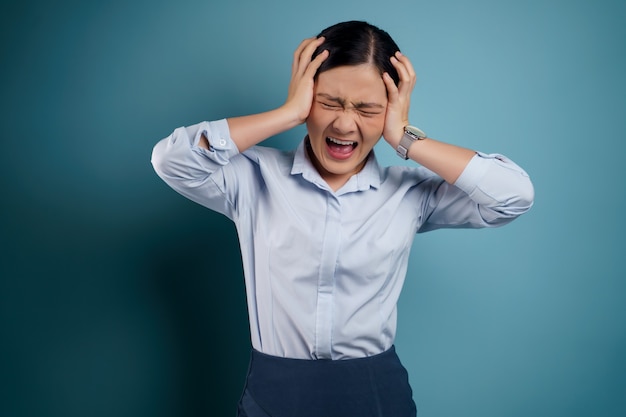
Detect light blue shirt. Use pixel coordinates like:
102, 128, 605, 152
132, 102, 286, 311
151, 119, 534, 360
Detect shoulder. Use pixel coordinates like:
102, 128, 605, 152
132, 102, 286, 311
238, 145, 296, 175
242, 145, 294, 163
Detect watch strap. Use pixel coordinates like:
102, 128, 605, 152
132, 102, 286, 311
396, 126, 426, 159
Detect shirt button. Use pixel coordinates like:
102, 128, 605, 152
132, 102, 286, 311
219, 139, 226, 147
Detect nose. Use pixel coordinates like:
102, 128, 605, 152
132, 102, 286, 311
331, 111, 357, 135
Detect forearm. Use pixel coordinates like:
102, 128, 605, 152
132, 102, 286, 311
198, 38, 327, 153
406, 137, 476, 184
197, 106, 301, 153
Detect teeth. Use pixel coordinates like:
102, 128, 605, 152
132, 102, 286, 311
328, 137, 355, 146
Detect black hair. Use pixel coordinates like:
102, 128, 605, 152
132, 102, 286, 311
312, 21, 401, 86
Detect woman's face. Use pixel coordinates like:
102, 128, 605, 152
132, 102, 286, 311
305, 64, 387, 190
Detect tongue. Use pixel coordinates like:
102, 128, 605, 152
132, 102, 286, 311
327, 140, 356, 161
328, 142, 353, 154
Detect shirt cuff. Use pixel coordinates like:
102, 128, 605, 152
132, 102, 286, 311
453, 151, 491, 195
192, 119, 240, 165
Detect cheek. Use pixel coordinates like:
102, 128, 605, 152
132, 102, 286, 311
305, 115, 326, 150
306, 106, 324, 132
362, 116, 386, 139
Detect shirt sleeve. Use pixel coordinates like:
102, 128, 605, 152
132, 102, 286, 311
151, 119, 244, 219
418, 152, 534, 232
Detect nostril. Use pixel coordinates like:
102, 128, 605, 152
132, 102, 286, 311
332, 115, 357, 133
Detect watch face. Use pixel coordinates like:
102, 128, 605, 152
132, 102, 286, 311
406, 125, 426, 138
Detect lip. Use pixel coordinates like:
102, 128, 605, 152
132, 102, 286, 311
325, 136, 358, 160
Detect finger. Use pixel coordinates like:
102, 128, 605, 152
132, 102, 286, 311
303, 49, 329, 79
382, 72, 399, 101
294, 37, 325, 77
292, 38, 311, 69
292, 38, 314, 72
390, 55, 412, 87
395, 51, 416, 80
292, 38, 316, 76
390, 57, 416, 97
391, 52, 416, 89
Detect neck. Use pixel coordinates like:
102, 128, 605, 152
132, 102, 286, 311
305, 138, 368, 192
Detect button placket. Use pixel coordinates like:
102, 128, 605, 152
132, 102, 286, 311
313, 194, 342, 359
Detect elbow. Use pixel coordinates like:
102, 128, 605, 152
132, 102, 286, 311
151, 140, 169, 178
519, 178, 535, 211
512, 176, 535, 214
490, 178, 536, 222
476, 176, 535, 226
151, 132, 186, 180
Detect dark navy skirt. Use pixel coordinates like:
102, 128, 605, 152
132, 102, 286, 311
236, 346, 417, 417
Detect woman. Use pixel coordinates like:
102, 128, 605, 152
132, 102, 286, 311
152, 20, 533, 417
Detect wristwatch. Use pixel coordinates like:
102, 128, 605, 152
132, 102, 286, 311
396, 125, 427, 159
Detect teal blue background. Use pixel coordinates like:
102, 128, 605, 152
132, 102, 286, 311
1, 0, 625, 416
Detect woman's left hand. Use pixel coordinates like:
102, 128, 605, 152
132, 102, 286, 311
381, 52, 417, 148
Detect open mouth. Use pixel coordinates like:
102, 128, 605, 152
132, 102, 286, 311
326, 137, 357, 160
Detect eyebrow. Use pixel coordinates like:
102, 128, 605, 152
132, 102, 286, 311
316, 93, 385, 109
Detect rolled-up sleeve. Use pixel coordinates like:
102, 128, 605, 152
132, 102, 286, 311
453, 151, 535, 223
416, 152, 534, 232
151, 119, 241, 217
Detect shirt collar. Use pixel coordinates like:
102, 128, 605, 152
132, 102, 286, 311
291, 137, 382, 193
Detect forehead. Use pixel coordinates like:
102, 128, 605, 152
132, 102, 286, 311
316, 64, 387, 102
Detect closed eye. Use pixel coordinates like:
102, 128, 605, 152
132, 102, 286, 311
357, 109, 382, 117
319, 101, 341, 109
319, 102, 382, 115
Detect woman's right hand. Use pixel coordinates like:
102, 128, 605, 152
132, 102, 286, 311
223, 37, 328, 153
283, 37, 329, 125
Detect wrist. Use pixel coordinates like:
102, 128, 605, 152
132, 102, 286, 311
395, 125, 427, 160
276, 104, 307, 129
383, 128, 403, 148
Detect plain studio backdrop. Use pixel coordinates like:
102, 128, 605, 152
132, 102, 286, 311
1, 0, 624, 416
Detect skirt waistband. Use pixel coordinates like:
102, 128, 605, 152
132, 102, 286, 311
237, 345, 416, 417
250, 345, 398, 367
